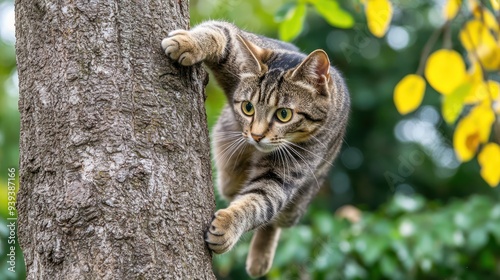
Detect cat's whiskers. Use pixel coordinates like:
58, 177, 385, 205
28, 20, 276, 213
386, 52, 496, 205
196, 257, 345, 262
233, 139, 249, 169
282, 139, 333, 168
213, 137, 246, 168
276, 146, 288, 186
213, 135, 243, 150
309, 135, 328, 150
277, 144, 297, 187
315, 127, 350, 147
219, 138, 246, 170
226, 139, 248, 172
280, 141, 320, 189
211, 131, 243, 140
279, 145, 310, 199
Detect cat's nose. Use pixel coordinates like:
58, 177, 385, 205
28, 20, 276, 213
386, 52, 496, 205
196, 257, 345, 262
251, 133, 265, 142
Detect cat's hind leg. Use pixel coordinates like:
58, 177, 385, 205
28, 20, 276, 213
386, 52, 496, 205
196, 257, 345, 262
245, 225, 281, 278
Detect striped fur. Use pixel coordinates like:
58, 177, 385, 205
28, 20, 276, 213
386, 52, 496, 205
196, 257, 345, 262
162, 21, 350, 278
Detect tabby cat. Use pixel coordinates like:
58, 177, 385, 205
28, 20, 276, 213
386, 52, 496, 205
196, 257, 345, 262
161, 21, 350, 278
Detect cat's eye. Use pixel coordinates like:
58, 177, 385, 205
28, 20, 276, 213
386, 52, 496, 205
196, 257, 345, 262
241, 101, 255, 116
276, 108, 293, 123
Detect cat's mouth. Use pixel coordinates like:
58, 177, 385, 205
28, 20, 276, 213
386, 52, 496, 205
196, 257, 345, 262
248, 138, 276, 153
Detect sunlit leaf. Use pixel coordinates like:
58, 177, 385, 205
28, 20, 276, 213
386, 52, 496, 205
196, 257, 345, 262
425, 49, 466, 95
453, 102, 495, 162
464, 62, 483, 104
279, 3, 307, 42
442, 82, 472, 124
453, 119, 478, 162
444, 0, 462, 20
467, 0, 480, 12
365, 0, 393, 38
468, 61, 483, 83
472, 7, 500, 33
460, 20, 497, 50
313, 0, 355, 28
491, 0, 500, 11
393, 74, 426, 115
478, 143, 500, 187
460, 19, 500, 70
275, 2, 296, 22
466, 80, 500, 104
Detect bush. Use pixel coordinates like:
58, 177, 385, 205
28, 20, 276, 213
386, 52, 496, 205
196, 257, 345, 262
214, 194, 500, 279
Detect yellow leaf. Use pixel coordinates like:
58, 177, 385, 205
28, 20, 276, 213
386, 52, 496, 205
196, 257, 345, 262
491, 0, 500, 11
454, 116, 480, 162
464, 62, 484, 104
466, 80, 500, 104
467, 61, 483, 84
393, 74, 426, 115
486, 81, 500, 100
472, 7, 500, 33
496, 95, 500, 113
365, 0, 393, 38
472, 102, 496, 142
444, 0, 462, 20
478, 143, 500, 187
425, 49, 466, 95
460, 20, 500, 70
467, 0, 479, 12
453, 102, 495, 162
460, 20, 496, 49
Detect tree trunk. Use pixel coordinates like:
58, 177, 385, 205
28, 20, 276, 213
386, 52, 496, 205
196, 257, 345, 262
15, 0, 215, 279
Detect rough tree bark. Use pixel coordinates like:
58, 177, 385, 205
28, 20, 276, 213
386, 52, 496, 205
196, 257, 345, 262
16, 0, 215, 279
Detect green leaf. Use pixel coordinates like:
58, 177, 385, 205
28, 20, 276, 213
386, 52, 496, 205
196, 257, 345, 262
487, 220, 500, 243
313, 0, 354, 28
442, 82, 472, 124
275, 2, 297, 22
392, 194, 424, 213
363, 236, 389, 265
312, 212, 335, 235
414, 233, 434, 259
467, 227, 488, 251
279, 3, 307, 41
380, 254, 401, 278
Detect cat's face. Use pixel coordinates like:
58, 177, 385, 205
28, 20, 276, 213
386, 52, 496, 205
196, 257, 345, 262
230, 38, 334, 153
232, 65, 331, 153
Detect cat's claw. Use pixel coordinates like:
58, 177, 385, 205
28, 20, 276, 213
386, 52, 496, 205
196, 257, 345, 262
205, 209, 240, 254
161, 29, 204, 66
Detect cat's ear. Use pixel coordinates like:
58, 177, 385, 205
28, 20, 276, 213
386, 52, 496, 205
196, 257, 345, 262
290, 49, 331, 92
237, 35, 269, 74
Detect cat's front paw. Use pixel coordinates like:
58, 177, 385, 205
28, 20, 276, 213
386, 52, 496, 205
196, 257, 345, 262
161, 30, 205, 66
205, 209, 242, 254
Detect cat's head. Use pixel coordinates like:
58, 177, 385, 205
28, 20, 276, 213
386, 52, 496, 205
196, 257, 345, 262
232, 36, 333, 153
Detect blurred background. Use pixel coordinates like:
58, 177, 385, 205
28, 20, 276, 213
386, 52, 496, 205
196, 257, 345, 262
1, 0, 500, 279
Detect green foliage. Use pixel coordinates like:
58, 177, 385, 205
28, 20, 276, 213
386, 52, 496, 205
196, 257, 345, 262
278, 3, 307, 42
0, 0, 19, 187
275, 0, 354, 41
310, 0, 354, 29
215, 194, 500, 279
